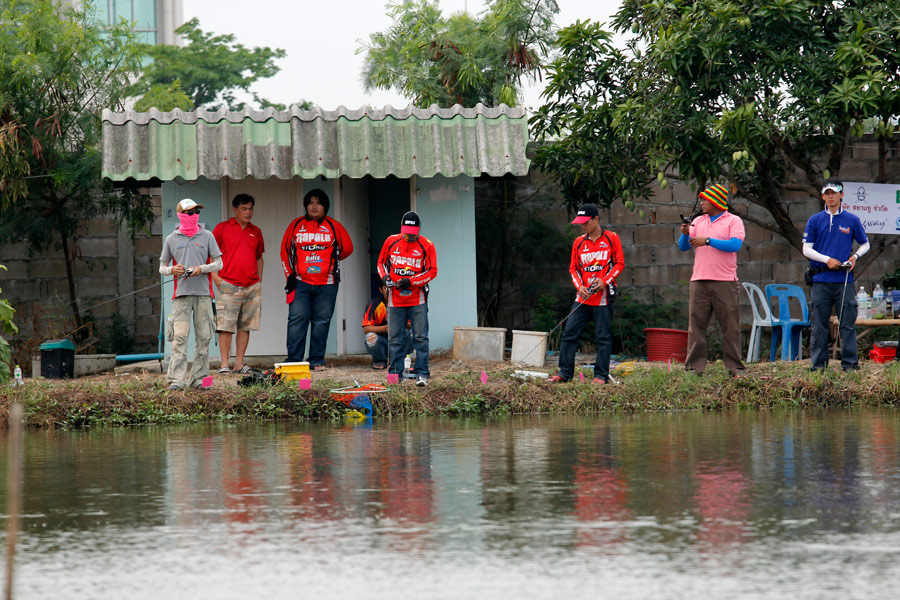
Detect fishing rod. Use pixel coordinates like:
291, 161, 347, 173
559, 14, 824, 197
81, 269, 196, 314
836, 260, 853, 334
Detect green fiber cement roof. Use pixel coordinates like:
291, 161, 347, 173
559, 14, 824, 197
102, 104, 530, 181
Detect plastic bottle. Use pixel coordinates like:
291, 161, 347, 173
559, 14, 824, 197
857, 286, 870, 320
888, 290, 894, 319
13, 365, 23, 386
873, 284, 885, 318
403, 354, 412, 378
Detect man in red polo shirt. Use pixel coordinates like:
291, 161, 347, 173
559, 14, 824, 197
549, 203, 625, 384
213, 193, 265, 374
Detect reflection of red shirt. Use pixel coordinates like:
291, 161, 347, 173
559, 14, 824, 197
569, 230, 624, 306
213, 218, 265, 287
376, 234, 438, 307
280, 216, 353, 286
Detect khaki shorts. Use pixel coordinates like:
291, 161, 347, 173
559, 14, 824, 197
216, 281, 261, 332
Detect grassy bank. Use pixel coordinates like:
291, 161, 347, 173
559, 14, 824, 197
2, 361, 899, 429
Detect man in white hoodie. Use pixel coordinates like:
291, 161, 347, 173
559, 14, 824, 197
159, 198, 223, 390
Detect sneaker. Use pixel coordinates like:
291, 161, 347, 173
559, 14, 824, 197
415, 375, 428, 387
591, 377, 607, 384
548, 375, 566, 383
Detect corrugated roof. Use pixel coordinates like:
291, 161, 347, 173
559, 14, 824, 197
102, 104, 530, 181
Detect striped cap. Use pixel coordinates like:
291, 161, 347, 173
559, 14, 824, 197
699, 183, 729, 210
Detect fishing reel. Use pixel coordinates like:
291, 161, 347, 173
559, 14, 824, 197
840, 260, 853, 271
679, 211, 702, 225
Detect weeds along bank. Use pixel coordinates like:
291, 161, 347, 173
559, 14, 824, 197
2, 363, 900, 429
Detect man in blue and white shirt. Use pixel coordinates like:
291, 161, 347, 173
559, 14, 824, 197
802, 179, 869, 371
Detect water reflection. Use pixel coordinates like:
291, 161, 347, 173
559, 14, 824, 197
2, 410, 900, 598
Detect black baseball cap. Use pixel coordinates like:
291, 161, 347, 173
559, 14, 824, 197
401, 211, 420, 234
572, 204, 600, 224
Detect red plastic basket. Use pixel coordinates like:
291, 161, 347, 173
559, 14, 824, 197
869, 343, 897, 363
644, 328, 689, 362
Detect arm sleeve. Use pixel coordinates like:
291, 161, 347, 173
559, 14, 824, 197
334, 220, 354, 260
678, 233, 691, 251
802, 242, 831, 264
159, 264, 173, 276
709, 237, 742, 252
280, 219, 297, 278
854, 241, 870, 258
376, 237, 392, 280
200, 257, 222, 273
603, 232, 625, 285
569, 239, 584, 290
410, 239, 438, 286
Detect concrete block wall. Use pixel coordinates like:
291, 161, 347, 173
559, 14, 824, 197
0, 191, 164, 354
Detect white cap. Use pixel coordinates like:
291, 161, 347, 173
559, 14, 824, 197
821, 182, 842, 194
177, 198, 205, 213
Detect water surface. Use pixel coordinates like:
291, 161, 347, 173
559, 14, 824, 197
2, 410, 899, 599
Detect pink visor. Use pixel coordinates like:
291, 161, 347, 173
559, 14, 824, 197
571, 215, 592, 224
401, 225, 420, 234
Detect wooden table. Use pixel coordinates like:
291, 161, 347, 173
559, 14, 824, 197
829, 317, 900, 358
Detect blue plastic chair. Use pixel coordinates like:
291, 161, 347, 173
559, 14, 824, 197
765, 284, 811, 361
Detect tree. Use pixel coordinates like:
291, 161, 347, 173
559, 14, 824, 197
532, 1, 900, 270
362, 0, 560, 326
361, 0, 559, 108
130, 18, 289, 111
0, 265, 18, 383
0, 0, 148, 339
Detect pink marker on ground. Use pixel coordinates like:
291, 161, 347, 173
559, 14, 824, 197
201, 376, 213, 388
480, 370, 488, 384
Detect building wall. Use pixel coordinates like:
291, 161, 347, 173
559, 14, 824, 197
2, 139, 897, 361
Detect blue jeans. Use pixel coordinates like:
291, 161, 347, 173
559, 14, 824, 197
556, 302, 612, 381
286, 281, 338, 366
810, 281, 858, 369
388, 304, 429, 377
365, 332, 412, 365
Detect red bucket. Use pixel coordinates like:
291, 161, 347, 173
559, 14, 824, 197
870, 342, 897, 363
644, 328, 689, 362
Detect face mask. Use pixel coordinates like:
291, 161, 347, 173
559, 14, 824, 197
178, 212, 200, 236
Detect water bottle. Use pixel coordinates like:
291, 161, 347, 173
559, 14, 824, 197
873, 284, 884, 318
856, 286, 869, 320
403, 354, 412, 378
13, 365, 23, 386
888, 290, 894, 319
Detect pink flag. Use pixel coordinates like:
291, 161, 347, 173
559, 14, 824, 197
480, 370, 488, 384
667, 359, 671, 373
387, 373, 399, 384
579, 371, 585, 383
201, 376, 213, 388
298, 378, 311, 390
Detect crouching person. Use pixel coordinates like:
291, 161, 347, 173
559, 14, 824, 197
362, 283, 412, 369
549, 204, 624, 384
160, 199, 223, 390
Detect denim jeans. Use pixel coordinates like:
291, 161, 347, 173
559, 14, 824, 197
556, 302, 612, 381
364, 331, 412, 365
286, 281, 338, 366
388, 304, 429, 377
810, 281, 858, 369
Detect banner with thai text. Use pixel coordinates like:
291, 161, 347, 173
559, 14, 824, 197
842, 181, 900, 235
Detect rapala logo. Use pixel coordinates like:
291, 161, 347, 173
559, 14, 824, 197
404, 220, 417, 226
581, 250, 609, 263
296, 232, 332, 244
392, 256, 422, 269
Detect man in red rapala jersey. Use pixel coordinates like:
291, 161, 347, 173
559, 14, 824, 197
549, 203, 625, 385
280, 189, 353, 370
377, 211, 437, 386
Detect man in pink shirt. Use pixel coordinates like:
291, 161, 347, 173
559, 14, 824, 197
677, 184, 747, 378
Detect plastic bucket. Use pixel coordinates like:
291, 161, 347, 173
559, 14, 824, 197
644, 328, 689, 362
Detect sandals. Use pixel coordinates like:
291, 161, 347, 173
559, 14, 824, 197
371, 363, 387, 370
312, 364, 326, 372
236, 365, 253, 374
217, 366, 231, 374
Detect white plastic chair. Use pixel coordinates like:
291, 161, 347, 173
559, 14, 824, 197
743, 282, 773, 363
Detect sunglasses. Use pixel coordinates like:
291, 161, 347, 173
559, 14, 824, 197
183, 209, 200, 216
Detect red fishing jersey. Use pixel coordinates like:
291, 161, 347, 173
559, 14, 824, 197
376, 234, 438, 307
280, 216, 353, 286
570, 229, 625, 306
